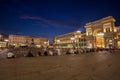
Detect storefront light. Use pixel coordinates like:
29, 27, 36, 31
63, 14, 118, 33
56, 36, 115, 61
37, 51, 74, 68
57, 40, 60, 42
97, 33, 104, 36
70, 37, 75, 40
4, 39, 9, 42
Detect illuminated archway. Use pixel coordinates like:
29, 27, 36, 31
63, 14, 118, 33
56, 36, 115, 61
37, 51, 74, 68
93, 29, 104, 48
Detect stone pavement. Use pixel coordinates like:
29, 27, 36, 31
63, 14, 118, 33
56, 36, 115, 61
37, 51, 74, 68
0, 51, 120, 80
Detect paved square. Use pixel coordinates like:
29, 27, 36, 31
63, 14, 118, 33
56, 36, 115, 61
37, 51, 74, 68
0, 52, 120, 80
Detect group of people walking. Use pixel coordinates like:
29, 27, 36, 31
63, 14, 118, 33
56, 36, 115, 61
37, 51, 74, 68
0, 47, 115, 59
26, 48, 62, 57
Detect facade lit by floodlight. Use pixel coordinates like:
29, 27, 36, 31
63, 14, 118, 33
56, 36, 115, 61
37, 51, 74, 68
85, 16, 120, 48
54, 31, 86, 48
97, 33, 104, 36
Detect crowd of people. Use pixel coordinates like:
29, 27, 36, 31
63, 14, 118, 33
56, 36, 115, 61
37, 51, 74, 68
0, 47, 118, 59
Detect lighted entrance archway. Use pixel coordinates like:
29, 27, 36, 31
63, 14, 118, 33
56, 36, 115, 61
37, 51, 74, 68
93, 29, 104, 48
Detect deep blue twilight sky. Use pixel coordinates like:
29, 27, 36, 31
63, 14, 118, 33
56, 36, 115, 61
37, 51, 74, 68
0, 0, 120, 42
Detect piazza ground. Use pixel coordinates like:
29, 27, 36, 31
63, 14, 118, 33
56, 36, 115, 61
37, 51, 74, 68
0, 51, 120, 80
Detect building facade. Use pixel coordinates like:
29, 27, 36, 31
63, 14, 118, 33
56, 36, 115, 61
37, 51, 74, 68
0, 33, 8, 47
54, 31, 86, 48
1, 16, 120, 48
8, 34, 49, 48
85, 16, 120, 48
54, 16, 120, 49
112, 26, 120, 48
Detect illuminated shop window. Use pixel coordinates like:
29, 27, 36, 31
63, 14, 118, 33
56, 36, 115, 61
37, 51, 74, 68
117, 41, 120, 47
114, 28, 117, 32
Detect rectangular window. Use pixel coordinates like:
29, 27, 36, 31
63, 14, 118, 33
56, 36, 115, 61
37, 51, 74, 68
87, 28, 92, 35
103, 23, 112, 32
88, 32, 92, 35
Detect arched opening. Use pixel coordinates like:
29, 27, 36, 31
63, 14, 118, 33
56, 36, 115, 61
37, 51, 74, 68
93, 29, 104, 48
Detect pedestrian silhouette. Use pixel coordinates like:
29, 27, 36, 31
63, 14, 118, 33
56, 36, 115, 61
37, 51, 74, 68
27, 50, 34, 57
44, 51, 48, 56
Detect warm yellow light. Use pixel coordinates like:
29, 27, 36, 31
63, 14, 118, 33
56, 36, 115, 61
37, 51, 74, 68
57, 40, 60, 42
4, 39, 9, 42
70, 37, 75, 40
36, 45, 41, 47
97, 33, 104, 36
114, 29, 117, 32
44, 41, 47, 44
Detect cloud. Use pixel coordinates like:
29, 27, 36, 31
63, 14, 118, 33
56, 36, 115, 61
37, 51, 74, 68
20, 16, 39, 20
20, 15, 81, 29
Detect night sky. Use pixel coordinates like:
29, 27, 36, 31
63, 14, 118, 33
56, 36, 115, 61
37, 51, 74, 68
0, 0, 120, 42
